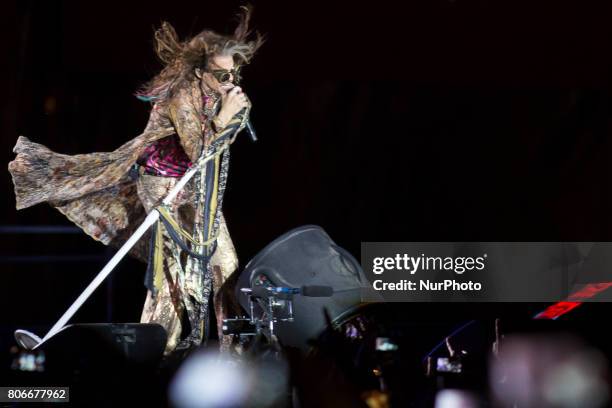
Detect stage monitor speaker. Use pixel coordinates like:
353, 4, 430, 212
236, 225, 370, 351
37, 323, 166, 374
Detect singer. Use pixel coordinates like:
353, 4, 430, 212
8, 6, 263, 357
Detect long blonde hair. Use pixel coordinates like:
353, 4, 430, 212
135, 5, 264, 103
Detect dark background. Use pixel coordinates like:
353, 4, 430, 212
2, 1, 612, 342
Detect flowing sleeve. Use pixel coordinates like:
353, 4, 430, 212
167, 86, 206, 163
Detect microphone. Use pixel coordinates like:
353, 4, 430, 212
245, 119, 257, 142
242, 92, 256, 142
253, 285, 334, 298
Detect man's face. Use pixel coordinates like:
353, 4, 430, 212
204, 54, 237, 94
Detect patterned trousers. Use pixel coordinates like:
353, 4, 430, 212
135, 173, 240, 356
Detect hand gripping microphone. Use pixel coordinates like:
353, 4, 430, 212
227, 84, 257, 142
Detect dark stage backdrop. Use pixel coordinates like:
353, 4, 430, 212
1, 0, 364, 328
2, 1, 612, 330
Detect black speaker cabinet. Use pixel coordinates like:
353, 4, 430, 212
10, 323, 168, 405
38, 323, 167, 373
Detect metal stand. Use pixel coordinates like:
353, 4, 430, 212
222, 287, 296, 355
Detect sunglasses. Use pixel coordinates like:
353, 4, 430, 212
209, 66, 242, 85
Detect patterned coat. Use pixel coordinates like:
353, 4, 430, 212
8, 76, 228, 262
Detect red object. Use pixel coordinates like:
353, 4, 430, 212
567, 282, 612, 301
534, 282, 612, 320
534, 301, 582, 320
